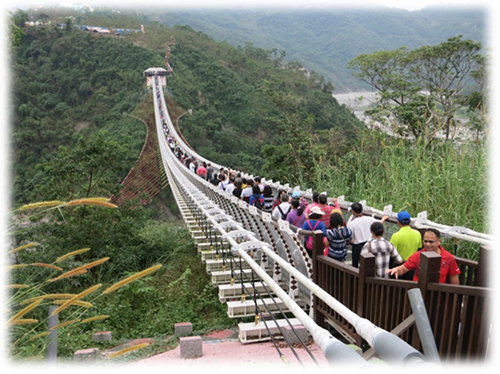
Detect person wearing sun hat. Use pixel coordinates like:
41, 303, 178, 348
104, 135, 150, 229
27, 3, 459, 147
300, 206, 327, 258
388, 210, 422, 280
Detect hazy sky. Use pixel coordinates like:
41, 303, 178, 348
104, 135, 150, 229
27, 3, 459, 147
4, 0, 491, 11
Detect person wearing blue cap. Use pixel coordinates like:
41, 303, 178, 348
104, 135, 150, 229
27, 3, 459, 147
388, 211, 422, 280
291, 190, 309, 215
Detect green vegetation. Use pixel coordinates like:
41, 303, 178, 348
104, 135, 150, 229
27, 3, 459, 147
9, 200, 233, 360
11, 17, 362, 205
154, 6, 486, 91
7, 6, 489, 363
161, 24, 361, 175
348, 36, 486, 145
11, 24, 160, 204
314, 131, 488, 259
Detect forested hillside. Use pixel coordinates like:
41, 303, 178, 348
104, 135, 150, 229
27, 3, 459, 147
6, 7, 488, 362
11, 26, 162, 203
11, 17, 362, 205
10, 7, 487, 239
153, 5, 487, 91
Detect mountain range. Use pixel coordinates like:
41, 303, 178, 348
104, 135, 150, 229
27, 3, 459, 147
148, 5, 487, 91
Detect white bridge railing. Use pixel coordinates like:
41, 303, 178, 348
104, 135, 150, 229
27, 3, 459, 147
148, 71, 449, 367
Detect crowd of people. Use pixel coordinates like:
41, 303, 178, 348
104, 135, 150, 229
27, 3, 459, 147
155, 78, 460, 285
184, 159, 460, 285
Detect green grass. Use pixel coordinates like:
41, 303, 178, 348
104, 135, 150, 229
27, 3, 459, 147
315, 132, 487, 260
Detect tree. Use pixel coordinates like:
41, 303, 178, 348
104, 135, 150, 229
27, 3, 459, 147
348, 36, 485, 145
64, 17, 73, 32
259, 82, 321, 185
37, 130, 127, 200
10, 10, 28, 46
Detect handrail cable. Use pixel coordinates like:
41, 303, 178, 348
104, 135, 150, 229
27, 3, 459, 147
234, 254, 318, 367
152, 74, 441, 367
242, 266, 320, 366
155, 73, 493, 247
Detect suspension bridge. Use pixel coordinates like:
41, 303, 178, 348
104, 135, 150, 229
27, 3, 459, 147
114, 67, 494, 368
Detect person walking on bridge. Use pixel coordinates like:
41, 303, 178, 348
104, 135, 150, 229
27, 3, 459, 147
361, 222, 403, 278
304, 191, 320, 219
386, 228, 460, 284
388, 211, 422, 280
272, 193, 291, 221
263, 185, 274, 214
196, 161, 207, 180
249, 185, 265, 209
286, 198, 306, 228
347, 202, 388, 268
301, 206, 327, 258
318, 193, 340, 230
326, 212, 353, 262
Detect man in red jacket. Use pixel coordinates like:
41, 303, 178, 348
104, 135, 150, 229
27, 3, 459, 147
386, 228, 460, 284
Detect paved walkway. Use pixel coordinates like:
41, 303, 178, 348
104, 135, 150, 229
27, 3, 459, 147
131, 327, 330, 371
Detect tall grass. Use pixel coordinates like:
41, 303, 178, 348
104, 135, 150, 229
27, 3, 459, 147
316, 132, 487, 260
7, 199, 160, 361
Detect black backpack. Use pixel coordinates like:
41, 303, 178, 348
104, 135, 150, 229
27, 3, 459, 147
253, 194, 264, 210
277, 205, 291, 220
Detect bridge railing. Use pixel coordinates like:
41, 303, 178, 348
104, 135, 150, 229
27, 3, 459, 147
151, 72, 493, 363
310, 232, 492, 362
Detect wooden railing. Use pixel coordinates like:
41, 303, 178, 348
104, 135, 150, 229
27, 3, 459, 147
311, 233, 492, 362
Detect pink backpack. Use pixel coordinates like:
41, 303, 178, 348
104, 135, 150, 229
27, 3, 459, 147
305, 221, 320, 250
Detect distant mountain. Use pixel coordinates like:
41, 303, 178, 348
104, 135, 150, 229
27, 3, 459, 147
150, 5, 487, 92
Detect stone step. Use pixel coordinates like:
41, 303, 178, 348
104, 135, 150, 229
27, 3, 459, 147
238, 318, 304, 343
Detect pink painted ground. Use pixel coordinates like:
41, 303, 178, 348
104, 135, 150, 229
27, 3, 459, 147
131, 335, 329, 371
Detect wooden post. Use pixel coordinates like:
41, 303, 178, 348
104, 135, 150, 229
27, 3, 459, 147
357, 252, 375, 318
475, 246, 492, 287
418, 252, 441, 301
312, 230, 325, 328
356, 252, 375, 348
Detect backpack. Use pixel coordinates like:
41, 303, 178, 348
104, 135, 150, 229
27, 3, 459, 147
277, 205, 291, 220
253, 195, 264, 210
305, 221, 320, 250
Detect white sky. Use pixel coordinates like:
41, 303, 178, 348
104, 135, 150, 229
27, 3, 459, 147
4, 0, 491, 11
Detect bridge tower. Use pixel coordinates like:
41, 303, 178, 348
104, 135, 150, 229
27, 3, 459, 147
144, 67, 169, 88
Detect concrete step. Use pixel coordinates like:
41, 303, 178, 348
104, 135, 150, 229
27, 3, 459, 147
226, 297, 305, 318
218, 281, 271, 303
193, 234, 223, 244
205, 258, 252, 273
200, 248, 231, 261
238, 318, 303, 343
211, 268, 257, 286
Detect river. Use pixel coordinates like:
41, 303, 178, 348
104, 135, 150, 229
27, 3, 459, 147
332, 91, 377, 122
